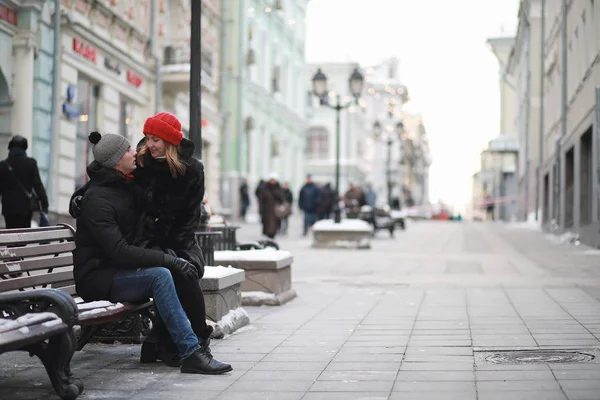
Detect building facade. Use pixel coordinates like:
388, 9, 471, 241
0, 0, 52, 182
507, 0, 543, 221
487, 37, 518, 137
55, 0, 157, 216
160, 0, 222, 210
221, 0, 308, 219
472, 36, 520, 221
537, 0, 600, 247
362, 58, 409, 206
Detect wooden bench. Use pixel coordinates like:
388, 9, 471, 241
0, 288, 83, 399
0, 225, 154, 351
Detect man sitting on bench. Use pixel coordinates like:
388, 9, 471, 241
72, 131, 231, 375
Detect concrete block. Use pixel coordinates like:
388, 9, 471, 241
214, 250, 297, 306
312, 219, 373, 249
201, 266, 246, 322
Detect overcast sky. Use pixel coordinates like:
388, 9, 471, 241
305, 0, 520, 213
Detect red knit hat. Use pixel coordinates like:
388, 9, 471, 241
143, 112, 183, 146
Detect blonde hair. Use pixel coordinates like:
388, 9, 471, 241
137, 141, 187, 178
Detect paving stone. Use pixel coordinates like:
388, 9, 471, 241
395, 370, 474, 381
317, 370, 398, 381
562, 389, 600, 400
475, 370, 555, 380
392, 381, 476, 391
388, 391, 477, 400
303, 393, 389, 400
325, 362, 401, 371
477, 380, 562, 391
477, 391, 567, 400
309, 380, 395, 392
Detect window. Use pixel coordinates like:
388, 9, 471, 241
307, 126, 328, 159
75, 78, 99, 189
120, 99, 134, 140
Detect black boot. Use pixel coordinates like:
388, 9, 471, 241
180, 338, 232, 375
140, 327, 180, 367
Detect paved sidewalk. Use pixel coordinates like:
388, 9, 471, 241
2, 220, 600, 399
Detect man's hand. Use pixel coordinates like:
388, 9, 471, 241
163, 254, 199, 281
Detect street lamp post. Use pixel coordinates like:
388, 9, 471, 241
373, 120, 404, 206
311, 67, 365, 223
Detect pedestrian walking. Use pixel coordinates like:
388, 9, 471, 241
239, 178, 250, 221
298, 174, 321, 236
0, 135, 49, 228
259, 173, 284, 239
279, 182, 293, 236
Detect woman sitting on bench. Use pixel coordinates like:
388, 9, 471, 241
133, 112, 220, 369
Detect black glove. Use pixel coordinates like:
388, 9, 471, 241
70, 195, 83, 218
163, 254, 199, 281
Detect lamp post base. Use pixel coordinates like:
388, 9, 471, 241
333, 206, 342, 223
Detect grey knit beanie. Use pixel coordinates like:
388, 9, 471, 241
88, 131, 130, 168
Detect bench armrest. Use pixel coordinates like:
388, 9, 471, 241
0, 289, 79, 328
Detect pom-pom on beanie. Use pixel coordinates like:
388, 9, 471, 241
88, 131, 131, 168
143, 112, 183, 146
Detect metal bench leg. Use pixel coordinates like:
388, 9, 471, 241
76, 325, 102, 351
28, 330, 83, 400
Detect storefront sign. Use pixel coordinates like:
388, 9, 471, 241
0, 5, 17, 25
127, 70, 143, 87
104, 57, 121, 75
73, 38, 97, 63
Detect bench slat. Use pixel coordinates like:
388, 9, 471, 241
78, 300, 153, 324
0, 271, 74, 292
0, 321, 68, 353
0, 228, 74, 246
59, 285, 77, 296
0, 242, 75, 261
0, 253, 73, 274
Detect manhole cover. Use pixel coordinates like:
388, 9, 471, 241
485, 350, 595, 364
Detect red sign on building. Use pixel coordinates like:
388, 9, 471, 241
127, 70, 143, 87
73, 38, 97, 63
0, 5, 18, 25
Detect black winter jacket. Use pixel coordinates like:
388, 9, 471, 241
0, 151, 49, 215
133, 138, 206, 277
72, 161, 165, 302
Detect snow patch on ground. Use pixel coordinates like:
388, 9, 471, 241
242, 291, 276, 301
505, 220, 542, 231
208, 307, 250, 339
545, 231, 580, 245
312, 219, 372, 232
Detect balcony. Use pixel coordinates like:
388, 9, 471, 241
161, 44, 216, 92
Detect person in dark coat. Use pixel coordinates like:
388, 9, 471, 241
259, 173, 284, 238
317, 183, 335, 220
239, 178, 250, 220
132, 112, 231, 373
255, 179, 266, 217
298, 174, 321, 236
72, 131, 230, 375
279, 182, 293, 236
0, 135, 49, 228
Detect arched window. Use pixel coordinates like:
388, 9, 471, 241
307, 126, 328, 159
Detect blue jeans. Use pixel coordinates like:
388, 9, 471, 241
109, 267, 200, 359
303, 212, 317, 235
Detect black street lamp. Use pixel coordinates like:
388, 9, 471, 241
373, 120, 404, 206
311, 67, 364, 223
